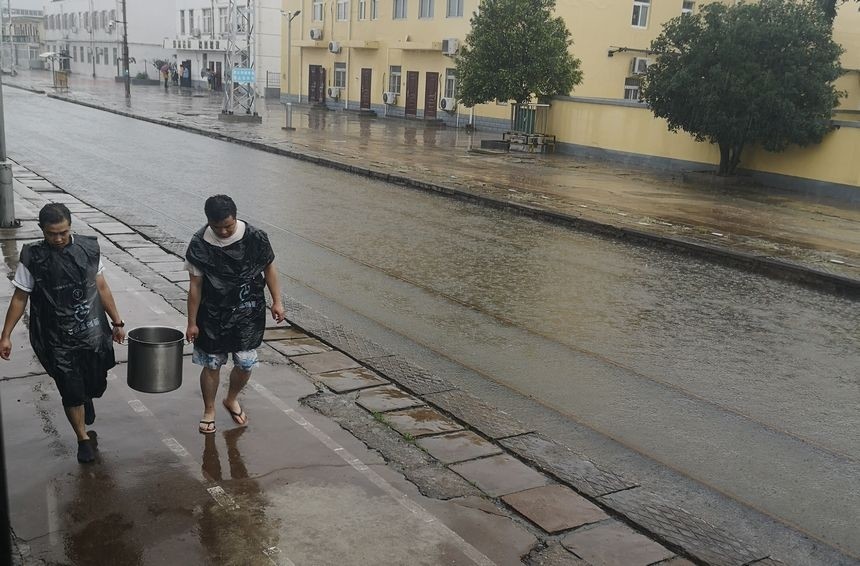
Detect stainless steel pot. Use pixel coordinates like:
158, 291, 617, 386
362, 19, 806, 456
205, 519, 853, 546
127, 326, 184, 393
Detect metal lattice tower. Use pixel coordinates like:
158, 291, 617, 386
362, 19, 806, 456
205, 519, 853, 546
222, 0, 256, 117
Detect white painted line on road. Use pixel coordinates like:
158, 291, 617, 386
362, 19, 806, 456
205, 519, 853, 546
162, 437, 190, 459
250, 380, 497, 566
207, 486, 239, 510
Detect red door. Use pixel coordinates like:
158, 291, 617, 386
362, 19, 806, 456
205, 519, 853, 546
360, 68, 372, 110
405, 71, 419, 117
424, 72, 439, 119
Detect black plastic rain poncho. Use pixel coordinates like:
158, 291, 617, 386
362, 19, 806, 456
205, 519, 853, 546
185, 223, 275, 354
20, 235, 115, 379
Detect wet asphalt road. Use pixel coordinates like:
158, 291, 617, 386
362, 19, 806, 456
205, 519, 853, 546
5, 88, 860, 563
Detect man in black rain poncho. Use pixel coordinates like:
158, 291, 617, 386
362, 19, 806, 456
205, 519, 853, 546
0, 203, 126, 464
185, 195, 284, 434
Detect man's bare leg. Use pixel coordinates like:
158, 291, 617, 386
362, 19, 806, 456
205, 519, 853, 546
64, 405, 88, 441
200, 367, 220, 432
223, 366, 250, 425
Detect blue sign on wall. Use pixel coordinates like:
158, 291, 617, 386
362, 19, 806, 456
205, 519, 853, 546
232, 67, 255, 83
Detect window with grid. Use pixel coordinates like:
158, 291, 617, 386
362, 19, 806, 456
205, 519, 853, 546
681, 1, 694, 15
419, 0, 434, 18
393, 0, 407, 19
203, 8, 212, 32
337, 0, 349, 20
334, 63, 347, 88
313, 0, 324, 21
219, 8, 228, 33
389, 66, 401, 93
624, 77, 641, 100
447, 0, 463, 17
631, 0, 649, 27
371, 0, 379, 19
444, 68, 456, 98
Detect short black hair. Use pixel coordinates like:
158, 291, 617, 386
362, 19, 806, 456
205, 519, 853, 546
204, 194, 237, 222
38, 203, 72, 228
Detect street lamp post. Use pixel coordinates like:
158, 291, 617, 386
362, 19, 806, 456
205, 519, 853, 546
280, 9, 300, 130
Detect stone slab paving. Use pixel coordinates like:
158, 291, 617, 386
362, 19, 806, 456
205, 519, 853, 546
660, 558, 697, 566
290, 350, 361, 374
355, 384, 425, 413
501, 433, 636, 498
282, 299, 390, 360
263, 327, 308, 341
22, 180, 58, 190
44, 193, 83, 204
106, 233, 156, 244
162, 270, 190, 283
127, 246, 175, 260
363, 355, 456, 395
89, 222, 135, 235
502, 485, 609, 534
561, 520, 675, 566
416, 430, 503, 464
62, 203, 96, 213
425, 389, 532, 440
449, 454, 550, 498
382, 407, 464, 438
598, 488, 766, 566
314, 367, 389, 393
268, 337, 332, 356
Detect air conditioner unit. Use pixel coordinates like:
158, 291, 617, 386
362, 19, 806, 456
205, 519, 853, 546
440, 97, 457, 111
382, 91, 398, 104
441, 38, 459, 56
328, 41, 341, 54
309, 28, 323, 41
631, 57, 650, 75
327, 86, 341, 99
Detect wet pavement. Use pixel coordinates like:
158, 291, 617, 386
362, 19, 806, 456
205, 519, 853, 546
6, 69, 860, 285
3, 83, 859, 564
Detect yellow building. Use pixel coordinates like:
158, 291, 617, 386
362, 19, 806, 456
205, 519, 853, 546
282, 0, 860, 192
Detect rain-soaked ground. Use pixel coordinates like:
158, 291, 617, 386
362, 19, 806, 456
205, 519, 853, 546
5, 87, 860, 562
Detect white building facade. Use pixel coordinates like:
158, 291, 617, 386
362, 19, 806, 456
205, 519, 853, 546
168, 0, 281, 95
43, 0, 175, 79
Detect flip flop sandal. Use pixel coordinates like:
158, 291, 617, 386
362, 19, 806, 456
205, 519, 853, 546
222, 401, 248, 426
199, 420, 216, 434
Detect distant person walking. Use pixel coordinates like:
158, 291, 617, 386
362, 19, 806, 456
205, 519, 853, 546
185, 195, 284, 434
0, 204, 126, 463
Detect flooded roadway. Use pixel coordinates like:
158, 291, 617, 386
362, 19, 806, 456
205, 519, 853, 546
5, 88, 860, 562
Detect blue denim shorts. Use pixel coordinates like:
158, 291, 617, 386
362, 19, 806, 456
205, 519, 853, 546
192, 347, 258, 371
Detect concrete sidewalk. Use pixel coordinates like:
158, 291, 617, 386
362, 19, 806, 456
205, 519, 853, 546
6, 69, 860, 295
0, 162, 791, 564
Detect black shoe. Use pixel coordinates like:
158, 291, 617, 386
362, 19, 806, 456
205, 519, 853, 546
77, 439, 95, 463
84, 399, 95, 425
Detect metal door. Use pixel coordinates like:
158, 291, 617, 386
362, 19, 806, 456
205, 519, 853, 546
424, 72, 439, 119
405, 71, 419, 117
309, 65, 326, 103
360, 68, 372, 110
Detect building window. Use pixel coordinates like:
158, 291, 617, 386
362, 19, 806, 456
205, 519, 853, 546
72, 48, 77, 62
104, 48, 111, 65
334, 62, 347, 88
444, 67, 456, 98
62, 14, 67, 29
447, 0, 463, 17
419, 0, 434, 18
624, 77, 641, 100
389, 65, 401, 93
87, 48, 92, 63
110, 9, 115, 25
371, 0, 379, 19
203, 8, 213, 33
82, 12, 88, 29
189, 9, 195, 34
681, 1, 694, 15
180, 10, 185, 34
313, 0, 323, 21
337, 0, 349, 20
101, 11, 108, 29
393, 0, 407, 19
631, 0, 649, 27
113, 47, 117, 65
219, 8, 228, 33
236, 7, 247, 32
359, 0, 367, 19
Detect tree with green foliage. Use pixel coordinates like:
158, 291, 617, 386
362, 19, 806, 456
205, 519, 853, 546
455, 0, 582, 107
642, 0, 844, 176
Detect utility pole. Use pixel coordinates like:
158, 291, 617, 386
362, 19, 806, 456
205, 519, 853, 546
0, 72, 16, 227
121, 0, 129, 100
89, 0, 95, 78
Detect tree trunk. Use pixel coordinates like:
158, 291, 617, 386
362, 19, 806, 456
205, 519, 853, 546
717, 142, 744, 176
